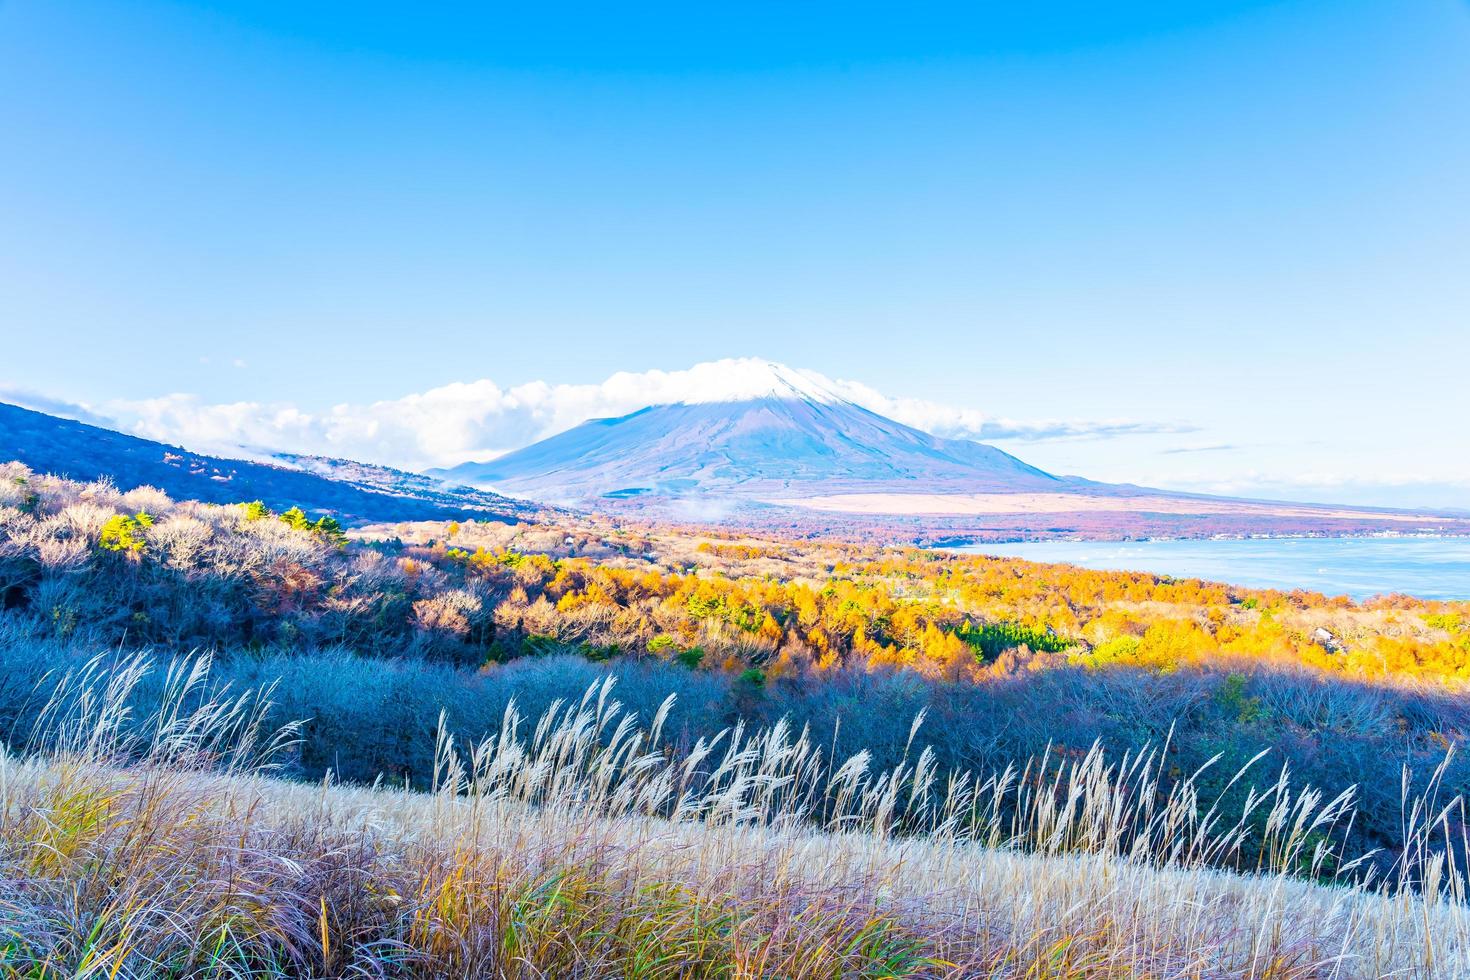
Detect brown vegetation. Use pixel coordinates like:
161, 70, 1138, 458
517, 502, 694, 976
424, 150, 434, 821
2, 656, 1466, 978
3, 460, 1470, 975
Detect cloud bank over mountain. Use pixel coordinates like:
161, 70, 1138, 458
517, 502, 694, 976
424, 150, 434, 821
1, 360, 1189, 472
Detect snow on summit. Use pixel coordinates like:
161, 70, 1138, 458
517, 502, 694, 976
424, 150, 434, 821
668, 358, 845, 405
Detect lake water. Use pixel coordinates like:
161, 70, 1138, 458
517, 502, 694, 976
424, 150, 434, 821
951, 537, 1470, 601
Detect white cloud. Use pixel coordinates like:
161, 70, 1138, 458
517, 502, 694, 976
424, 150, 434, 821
6, 358, 1199, 472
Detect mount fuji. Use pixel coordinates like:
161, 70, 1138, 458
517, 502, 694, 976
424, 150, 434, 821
429, 360, 1470, 541
436, 360, 1078, 503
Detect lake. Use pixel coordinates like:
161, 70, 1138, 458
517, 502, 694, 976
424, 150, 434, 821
951, 536, 1470, 601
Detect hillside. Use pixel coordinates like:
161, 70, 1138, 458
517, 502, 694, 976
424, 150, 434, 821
2, 465, 1465, 861
1, 466, 1467, 976
0, 400, 533, 525
3, 671, 1460, 978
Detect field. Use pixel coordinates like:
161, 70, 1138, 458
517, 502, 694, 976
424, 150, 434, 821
2, 656, 1465, 978
2, 462, 1469, 977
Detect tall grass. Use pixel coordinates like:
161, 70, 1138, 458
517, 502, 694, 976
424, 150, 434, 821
0, 655, 1466, 977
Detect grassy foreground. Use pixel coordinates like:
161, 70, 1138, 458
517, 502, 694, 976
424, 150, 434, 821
0, 658, 1466, 978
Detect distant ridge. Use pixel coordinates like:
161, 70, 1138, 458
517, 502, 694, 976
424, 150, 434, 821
0, 401, 530, 524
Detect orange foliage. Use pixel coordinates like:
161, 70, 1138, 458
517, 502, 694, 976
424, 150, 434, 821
401, 524, 1470, 685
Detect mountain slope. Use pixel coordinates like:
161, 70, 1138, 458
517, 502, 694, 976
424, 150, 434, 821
0, 401, 530, 524
437, 361, 1068, 502
426, 361, 1470, 542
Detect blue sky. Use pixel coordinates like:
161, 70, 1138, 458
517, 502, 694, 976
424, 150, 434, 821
2, 1, 1468, 507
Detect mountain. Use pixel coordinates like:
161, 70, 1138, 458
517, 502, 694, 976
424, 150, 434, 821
437, 361, 1074, 502
0, 401, 532, 525
429, 361, 1470, 543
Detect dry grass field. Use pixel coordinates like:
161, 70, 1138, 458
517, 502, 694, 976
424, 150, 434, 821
1, 656, 1465, 979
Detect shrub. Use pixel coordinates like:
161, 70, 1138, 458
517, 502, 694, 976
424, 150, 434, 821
98, 511, 154, 553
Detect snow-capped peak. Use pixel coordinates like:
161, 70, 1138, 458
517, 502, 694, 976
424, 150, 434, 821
440, 356, 1061, 501
668, 358, 846, 406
